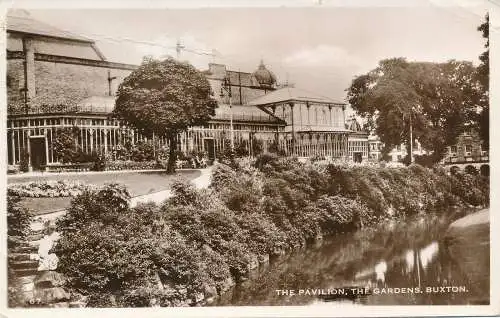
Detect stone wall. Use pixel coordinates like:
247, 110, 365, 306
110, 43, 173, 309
7, 59, 133, 113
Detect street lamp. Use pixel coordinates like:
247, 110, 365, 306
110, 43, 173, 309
220, 76, 234, 150
400, 106, 416, 164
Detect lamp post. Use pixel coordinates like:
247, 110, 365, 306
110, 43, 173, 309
220, 76, 234, 150
400, 106, 415, 164
409, 109, 413, 164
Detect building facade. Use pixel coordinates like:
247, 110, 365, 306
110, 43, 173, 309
441, 128, 489, 175
368, 134, 426, 163
6, 11, 368, 170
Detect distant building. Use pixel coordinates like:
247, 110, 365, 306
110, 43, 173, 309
441, 128, 489, 175
367, 134, 425, 163
6, 11, 368, 170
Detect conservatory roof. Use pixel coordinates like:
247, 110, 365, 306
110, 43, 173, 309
248, 87, 345, 107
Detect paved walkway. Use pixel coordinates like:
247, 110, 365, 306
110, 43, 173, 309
130, 166, 212, 206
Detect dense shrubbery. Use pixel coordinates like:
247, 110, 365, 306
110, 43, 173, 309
19, 149, 30, 172
7, 190, 32, 247
54, 156, 489, 307
7, 190, 33, 306
112, 140, 169, 162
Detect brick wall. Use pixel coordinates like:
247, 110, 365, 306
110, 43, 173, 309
7, 60, 25, 113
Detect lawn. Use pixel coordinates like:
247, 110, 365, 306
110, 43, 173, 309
9, 170, 201, 215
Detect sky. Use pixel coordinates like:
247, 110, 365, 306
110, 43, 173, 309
11, 1, 490, 103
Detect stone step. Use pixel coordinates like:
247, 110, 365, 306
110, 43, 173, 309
9, 253, 36, 262
28, 240, 41, 247
27, 233, 45, 242
16, 275, 37, 285
13, 268, 39, 277
11, 245, 38, 254
11, 260, 39, 270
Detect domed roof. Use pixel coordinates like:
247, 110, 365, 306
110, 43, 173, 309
252, 60, 277, 88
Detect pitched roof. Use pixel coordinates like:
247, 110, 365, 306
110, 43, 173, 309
248, 86, 345, 106
7, 14, 93, 43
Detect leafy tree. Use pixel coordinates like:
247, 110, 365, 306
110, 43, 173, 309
114, 57, 217, 173
477, 14, 489, 148
346, 58, 481, 163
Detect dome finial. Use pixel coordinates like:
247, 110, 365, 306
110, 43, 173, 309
259, 58, 265, 69
252, 59, 276, 88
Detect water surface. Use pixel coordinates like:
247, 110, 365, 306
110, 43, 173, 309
214, 209, 489, 306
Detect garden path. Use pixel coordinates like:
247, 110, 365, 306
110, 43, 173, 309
30, 166, 213, 229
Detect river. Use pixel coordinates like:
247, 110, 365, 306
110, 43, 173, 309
214, 208, 490, 306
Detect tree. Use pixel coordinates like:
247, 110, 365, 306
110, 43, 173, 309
346, 58, 481, 163
477, 14, 489, 148
114, 57, 217, 173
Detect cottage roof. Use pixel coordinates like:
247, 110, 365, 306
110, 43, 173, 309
248, 86, 345, 107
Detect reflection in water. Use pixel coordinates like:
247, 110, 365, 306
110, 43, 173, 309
213, 210, 489, 306
419, 241, 439, 271
374, 261, 387, 284
405, 250, 414, 273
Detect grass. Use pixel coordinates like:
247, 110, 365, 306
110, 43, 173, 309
10, 170, 201, 215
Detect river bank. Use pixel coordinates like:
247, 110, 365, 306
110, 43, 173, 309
214, 208, 489, 306
12, 157, 489, 307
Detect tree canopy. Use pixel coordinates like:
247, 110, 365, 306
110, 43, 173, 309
114, 57, 217, 172
477, 13, 489, 148
346, 58, 482, 163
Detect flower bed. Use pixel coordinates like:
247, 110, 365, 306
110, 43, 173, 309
104, 160, 164, 171
8, 180, 98, 198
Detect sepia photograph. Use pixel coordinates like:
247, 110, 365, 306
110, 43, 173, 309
1, 0, 497, 317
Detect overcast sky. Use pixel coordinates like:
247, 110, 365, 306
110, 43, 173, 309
19, 3, 489, 102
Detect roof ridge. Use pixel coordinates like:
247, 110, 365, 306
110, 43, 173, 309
7, 13, 93, 43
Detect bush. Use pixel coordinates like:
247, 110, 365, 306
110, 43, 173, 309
253, 152, 279, 171
7, 191, 33, 306
19, 149, 29, 172
7, 191, 32, 247
89, 151, 106, 171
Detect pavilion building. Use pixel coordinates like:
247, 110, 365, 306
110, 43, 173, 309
6, 10, 368, 171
